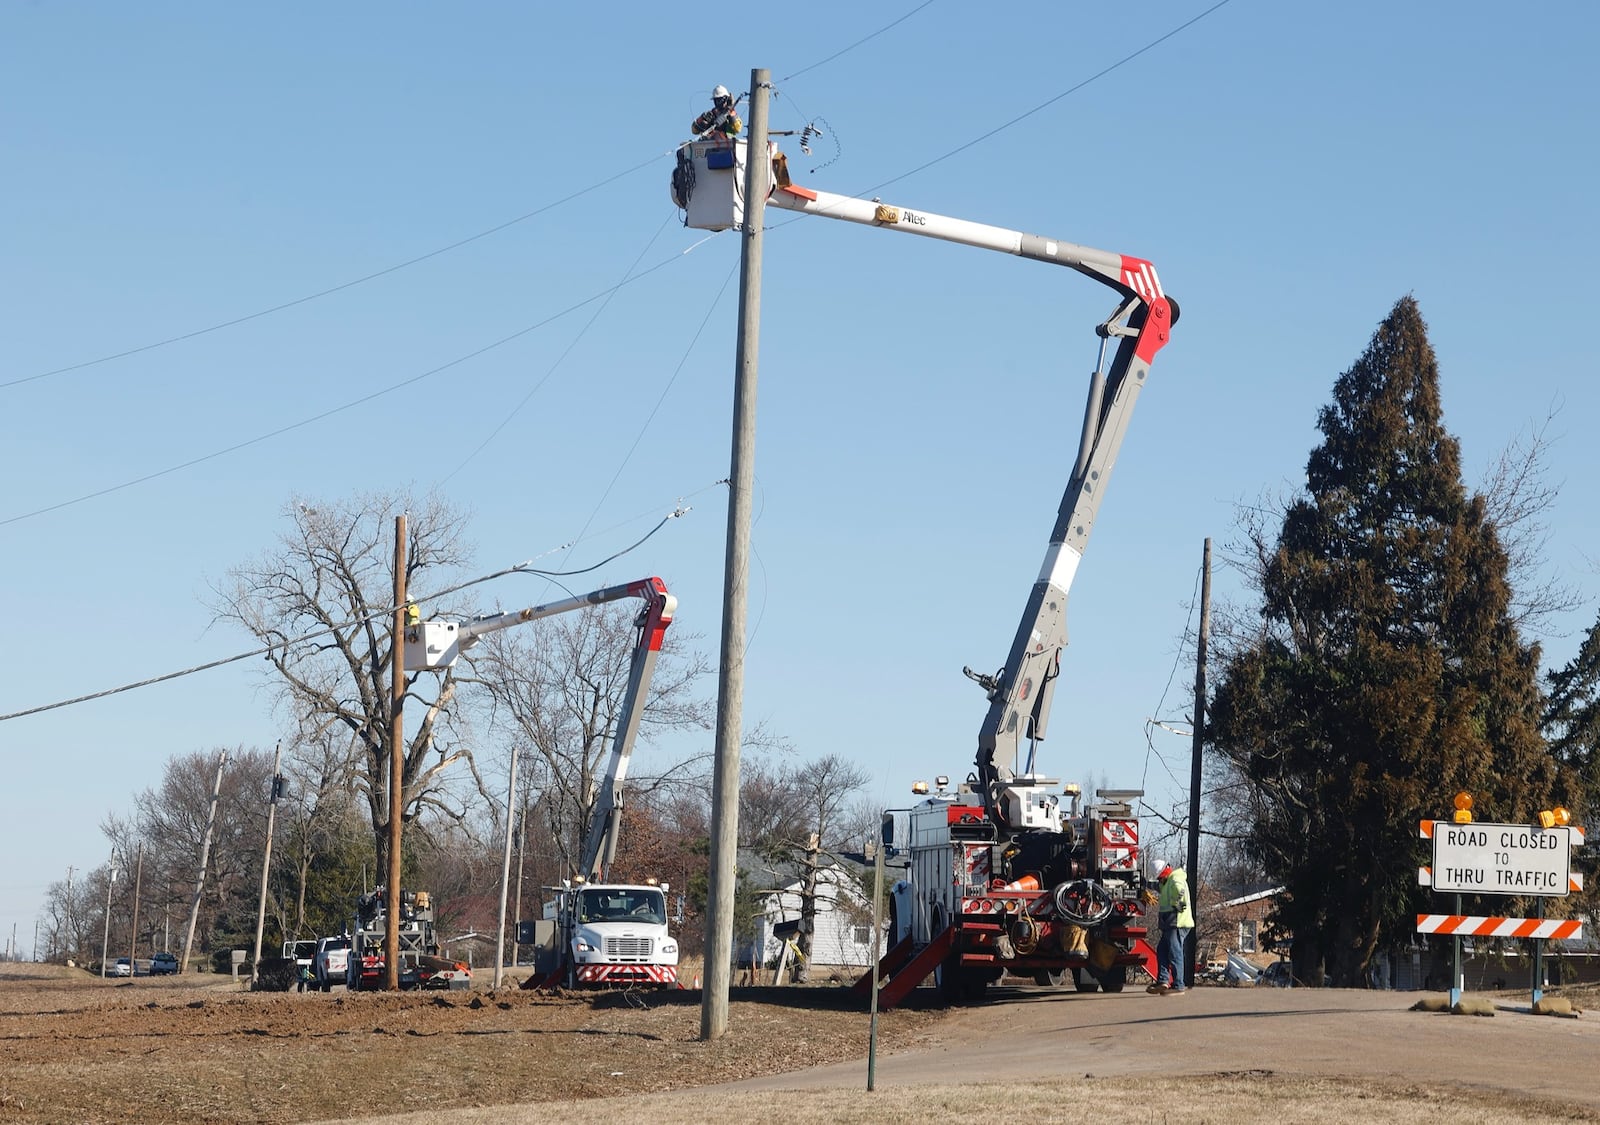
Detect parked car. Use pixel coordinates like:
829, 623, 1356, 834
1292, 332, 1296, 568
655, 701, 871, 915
149, 951, 179, 975
107, 957, 132, 977
314, 936, 351, 992
1259, 960, 1294, 987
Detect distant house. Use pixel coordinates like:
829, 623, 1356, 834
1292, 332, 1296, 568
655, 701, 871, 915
1193, 883, 1287, 969
737, 848, 883, 973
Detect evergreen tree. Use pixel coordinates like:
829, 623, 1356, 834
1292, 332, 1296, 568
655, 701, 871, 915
1544, 615, 1600, 803
1208, 297, 1565, 986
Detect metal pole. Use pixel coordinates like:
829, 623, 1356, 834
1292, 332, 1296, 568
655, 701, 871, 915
180, 752, 227, 974
386, 514, 407, 990
100, 860, 118, 978
250, 741, 284, 986
1185, 538, 1210, 988
701, 66, 770, 1043
867, 832, 883, 1091
1450, 891, 1463, 1006
1531, 896, 1545, 1005
494, 747, 519, 989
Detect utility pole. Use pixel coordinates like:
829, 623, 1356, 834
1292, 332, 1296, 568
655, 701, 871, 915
100, 857, 119, 978
386, 514, 407, 991
180, 751, 227, 974
64, 867, 74, 962
867, 829, 884, 1091
701, 66, 770, 1043
494, 746, 519, 989
127, 841, 144, 976
250, 741, 285, 985
512, 785, 531, 968
1185, 538, 1211, 987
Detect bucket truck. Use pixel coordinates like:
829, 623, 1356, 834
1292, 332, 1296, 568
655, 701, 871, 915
675, 139, 1176, 1003
408, 577, 683, 990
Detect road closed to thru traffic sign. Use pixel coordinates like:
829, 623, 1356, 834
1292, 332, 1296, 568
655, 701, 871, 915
1430, 822, 1572, 896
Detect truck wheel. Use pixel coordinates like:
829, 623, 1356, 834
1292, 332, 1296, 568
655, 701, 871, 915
1033, 969, 1066, 987
1095, 966, 1127, 993
1072, 968, 1099, 993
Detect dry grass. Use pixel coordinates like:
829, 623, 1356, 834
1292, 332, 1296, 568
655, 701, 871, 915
330, 1073, 1600, 1125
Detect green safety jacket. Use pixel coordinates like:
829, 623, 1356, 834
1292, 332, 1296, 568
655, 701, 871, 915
1158, 868, 1194, 929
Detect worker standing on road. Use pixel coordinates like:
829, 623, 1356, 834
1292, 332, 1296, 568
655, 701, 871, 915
1148, 858, 1193, 995
692, 85, 742, 138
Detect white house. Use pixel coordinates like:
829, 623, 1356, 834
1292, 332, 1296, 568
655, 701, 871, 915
738, 849, 884, 973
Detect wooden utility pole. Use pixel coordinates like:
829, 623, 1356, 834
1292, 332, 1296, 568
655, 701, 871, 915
1185, 538, 1211, 986
250, 741, 285, 985
386, 514, 407, 990
180, 752, 226, 974
702, 66, 771, 1043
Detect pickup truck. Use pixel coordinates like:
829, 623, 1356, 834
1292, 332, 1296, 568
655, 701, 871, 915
313, 935, 351, 992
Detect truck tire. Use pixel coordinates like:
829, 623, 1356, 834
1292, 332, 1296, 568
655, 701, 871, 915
1072, 968, 1099, 993
1095, 965, 1127, 993
939, 960, 990, 1005
1033, 969, 1066, 987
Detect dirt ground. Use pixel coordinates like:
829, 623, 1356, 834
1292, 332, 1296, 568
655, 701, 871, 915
4, 963, 1599, 1125
0, 964, 942, 1124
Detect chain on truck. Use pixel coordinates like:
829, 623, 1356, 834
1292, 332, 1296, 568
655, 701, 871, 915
674, 126, 1178, 1004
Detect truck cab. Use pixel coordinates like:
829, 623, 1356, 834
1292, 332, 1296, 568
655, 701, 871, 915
537, 882, 679, 988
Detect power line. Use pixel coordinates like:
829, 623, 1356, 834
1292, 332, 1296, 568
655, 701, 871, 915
10, 0, 939, 394
5, 3, 1230, 528
0, 503, 696, 724
521, 257, 741, 604
1, 151, 673, 392
438, 212, 683, 486
781, 0, 937, 82
0, 246, 700, 529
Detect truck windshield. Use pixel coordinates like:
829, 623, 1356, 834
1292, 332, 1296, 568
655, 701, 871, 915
577, 888, 665, 925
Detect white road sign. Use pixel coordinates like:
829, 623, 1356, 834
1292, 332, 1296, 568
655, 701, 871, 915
1431, 822, 1572, 897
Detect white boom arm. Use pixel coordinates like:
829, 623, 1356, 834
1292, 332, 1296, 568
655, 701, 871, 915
766, 184, 1161, 303
674, 139, 1177, 827
405, 577, 677, 880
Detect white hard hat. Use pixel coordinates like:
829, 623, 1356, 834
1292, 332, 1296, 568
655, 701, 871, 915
1152, 858, 1172, 878
712, 85, 731, 100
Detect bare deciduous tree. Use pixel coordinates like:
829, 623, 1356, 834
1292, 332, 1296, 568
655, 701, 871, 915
471, 597, 714, 878
211, 490, 483, 880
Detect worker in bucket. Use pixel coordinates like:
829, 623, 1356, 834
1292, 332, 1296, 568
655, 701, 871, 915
692, 85, 742, 138
1147, 858, 1193, 995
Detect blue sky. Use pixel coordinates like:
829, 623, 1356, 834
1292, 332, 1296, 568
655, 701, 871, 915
4, 2, 1597, 956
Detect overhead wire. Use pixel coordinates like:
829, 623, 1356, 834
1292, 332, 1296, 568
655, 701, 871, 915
4, 0, 1231, 532
7, 0, 942, 394
1140, 555, 1205, 801
0, 501, 699, 724
438, 211, 682, 486
522, 256, 741, 604
0, 242, 710, 529
765, 0, 1235, 230
2, 151, 675, 391
780, 0, 937, 82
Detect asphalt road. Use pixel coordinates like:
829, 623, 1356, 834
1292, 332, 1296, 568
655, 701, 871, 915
724, 984, 1600, 1109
